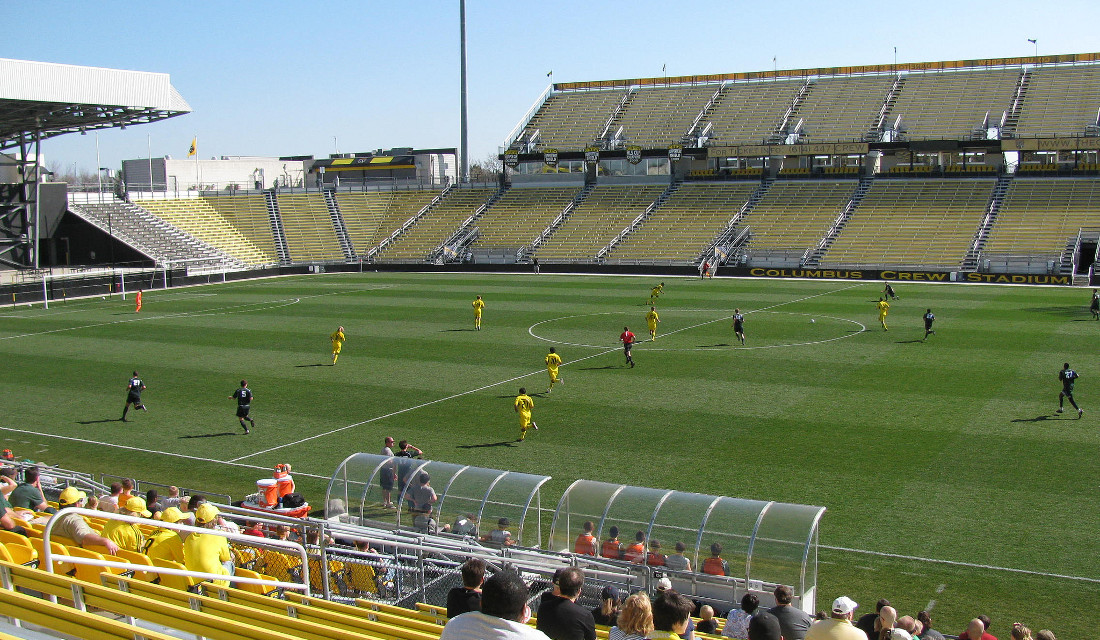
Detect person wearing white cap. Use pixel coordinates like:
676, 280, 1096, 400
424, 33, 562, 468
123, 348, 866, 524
805, 596, 865, 640
184, 503, 232, 587
52, 486, 118, 554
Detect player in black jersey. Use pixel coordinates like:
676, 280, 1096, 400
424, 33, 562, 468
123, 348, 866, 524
229, 379, 256, 434
121, 371, 147, 422
922, 309, 936, 341
1057, 363, 1083, 418
731, 309, 746, 346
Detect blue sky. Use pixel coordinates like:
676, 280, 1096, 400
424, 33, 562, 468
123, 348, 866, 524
5, 1, 1096, 173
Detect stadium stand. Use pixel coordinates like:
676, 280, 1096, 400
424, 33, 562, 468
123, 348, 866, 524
605, 182, 757, 263
1013, 64, 1100, 138
818, 179, 996, 269
467, 185, 582, 253
202, 194, 282, 261
135, 197, 275, 266
336, 190, 441, 257
888, 68, 1022, 140
702, 80, 804, 145
535, 185, 666, 262
741, 180, 861, 261
982, 177, 1100, 266
612, 85, 718, 148
374, 187, 497, 262
785, 75, 896, 143
517, 89, 630, 150
68, 200, 230, 265
276, 193, 346, 263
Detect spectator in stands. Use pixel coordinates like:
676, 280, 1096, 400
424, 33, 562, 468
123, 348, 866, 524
702, 542, 728, 576
1035, 631, 1055, 640
0, 467, 16, 499
184, 503, 232, 587
144, 506, 186, 564
574, 521, 597, 555
664, 541, 692, 572
395, 440, 423, 496
380, 436, 397, 508
748, 611, 783, 640
651, 589, 694, 640
769, 585, 814, 640
99, 482, 123, 513
609, 592, 653, 640
958, 619, 996, 640
805, 596, 863, 640
145, 489, 163, 518
179, 494, 207, 534
592, 585, 621, 627
52, 486, 118, 553
241, 521, 266, 537
896, 617, 919, 639
856, 599, 890, 639
9, 467, 55, 514
622, 531, 646, 563
407, 472, 437, 533
102, 495, 151, 552
447, 558, 486, 618
697, 606, 718, 635
85, 495, 99, 510
645, 539, 666, 566
161, 486, 182, 509
916, 611, 943, 640
536, 566, 597, 640
874, 607, 898, 640
1009, 624, 1032, 640
440, 569, 550, 640
653, 579, 694, 640
119, 478, 135, 503
601, 526, 623, 559
0, 477, 27, 536
451, 513, 478, 536
722, 593, 759, 639
482, 517, 514, 546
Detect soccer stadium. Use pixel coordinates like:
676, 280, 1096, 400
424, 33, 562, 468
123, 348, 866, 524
1, 30, 1099, 640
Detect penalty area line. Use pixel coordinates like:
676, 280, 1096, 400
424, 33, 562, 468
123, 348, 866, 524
228, 347, 620, 463
822, 544, 1100, 584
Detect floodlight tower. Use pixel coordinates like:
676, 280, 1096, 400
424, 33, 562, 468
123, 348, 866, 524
458, 0, 469, 183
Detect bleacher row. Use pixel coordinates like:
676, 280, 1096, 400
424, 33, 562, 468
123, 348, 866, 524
120, 176, 1100, 271
516, 63, 1100, 149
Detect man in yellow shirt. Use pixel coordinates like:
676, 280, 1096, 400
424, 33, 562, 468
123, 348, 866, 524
330, 326, 346, 365
184, 503, 232, 587
144, 506, 186, 564
102, 496, 151, 552
472, 295, 485, 330
645, 306, 660, 341
876, 297, 890, 331
545, 348, 563, 394
514, 387, 537, 441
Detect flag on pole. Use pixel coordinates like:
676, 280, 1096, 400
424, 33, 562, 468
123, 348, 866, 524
188, 137, 197, 157
547, 70, 553, 77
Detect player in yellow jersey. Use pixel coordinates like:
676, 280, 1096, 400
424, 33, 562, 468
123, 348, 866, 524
876, 297, 890, 331
648, 282, 665, 305
330, 326, 346, 365
472, 295, 485, 330
545, 347, 562, 393
645, 306, 660, 341
514, 387, 537, 441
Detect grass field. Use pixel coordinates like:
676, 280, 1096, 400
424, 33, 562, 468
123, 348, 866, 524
1, 271, 1097, 636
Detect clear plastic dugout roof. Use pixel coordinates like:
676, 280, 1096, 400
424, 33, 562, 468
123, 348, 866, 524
325, 453, 551, 546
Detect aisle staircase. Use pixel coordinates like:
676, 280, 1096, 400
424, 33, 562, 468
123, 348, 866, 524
264, 191, 290, 264
520, 183, 595, 261
963, 174, 1013, 270
323, 189, 356, 261
804, 176, 875, 267
598, 180, 683, 261
700, 178, 773, 264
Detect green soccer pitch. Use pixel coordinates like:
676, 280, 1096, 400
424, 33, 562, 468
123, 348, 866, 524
1, 271, 1097, 635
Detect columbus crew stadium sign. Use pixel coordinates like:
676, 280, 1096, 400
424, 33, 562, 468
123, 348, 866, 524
733, 267, 1071, 285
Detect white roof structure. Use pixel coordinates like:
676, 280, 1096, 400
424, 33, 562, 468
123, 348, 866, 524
0, 58, 191, 151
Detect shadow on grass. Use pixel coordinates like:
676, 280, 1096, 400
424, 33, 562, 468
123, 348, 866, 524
895, 339, 924, 344
1011, 415, 1051, 423
1023, 305, 1087, 317
578, 365, 621, 371
442, 328, 476, 332
76, 418, 122, 425
697, 343, 731, 348
179, 432, 240, 439
456, 440, 519, 449
294, 363, 329, 368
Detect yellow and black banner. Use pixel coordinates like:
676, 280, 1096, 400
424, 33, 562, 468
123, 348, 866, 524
731, 267, 1071, 285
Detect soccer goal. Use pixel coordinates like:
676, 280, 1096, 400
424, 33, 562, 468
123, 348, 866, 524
39, 266, 168, 309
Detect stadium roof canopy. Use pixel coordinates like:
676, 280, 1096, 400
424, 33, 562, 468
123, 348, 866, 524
0, 58, 191, 152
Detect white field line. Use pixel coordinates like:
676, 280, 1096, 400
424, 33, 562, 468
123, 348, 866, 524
822, 544, 1100, 584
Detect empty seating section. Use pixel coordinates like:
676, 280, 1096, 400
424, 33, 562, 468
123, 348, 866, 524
470, 186, 580, 250
138, 198, 274, 266
705, 80, 802, 145
820, 179, 994, 269
536, 185, 665, 261
890, 69, 1020, 140
795, 76, 895, 142
607, 183, 756, 262
70, 201, 227, 265
276, 194, 344, 262
336, 190, 440, 255
984, 178, 1100, 259
616, 85, 717, 147
522, 89, 628, 149
1015, 65, 1100, 137
203, 195, 280, 259
377, 188, 496, 262
744, 181, 858, 252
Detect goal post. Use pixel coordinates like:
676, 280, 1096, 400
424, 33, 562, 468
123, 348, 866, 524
40, 266, 168, 309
